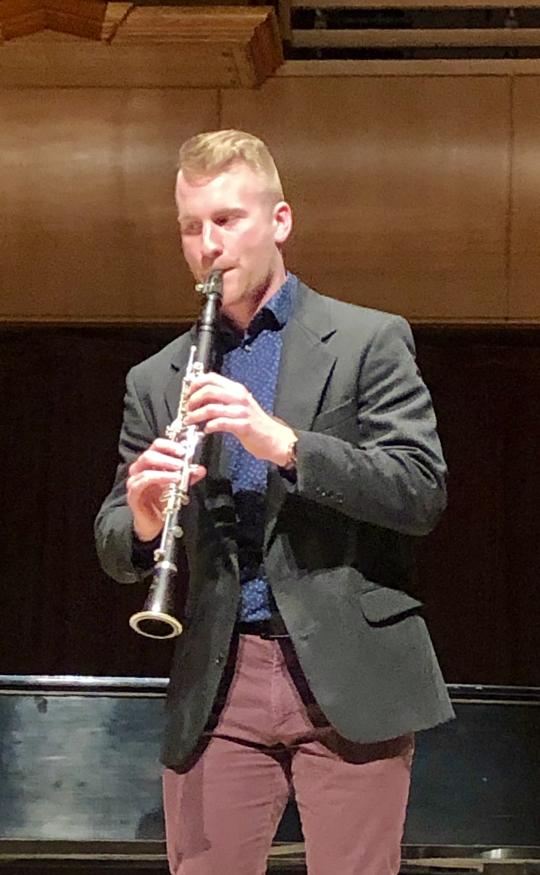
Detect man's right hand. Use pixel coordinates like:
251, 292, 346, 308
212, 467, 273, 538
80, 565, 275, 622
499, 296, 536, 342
126, 438, 207, 542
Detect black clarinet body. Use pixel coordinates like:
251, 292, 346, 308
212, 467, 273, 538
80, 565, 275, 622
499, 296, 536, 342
129, 269, 224, 639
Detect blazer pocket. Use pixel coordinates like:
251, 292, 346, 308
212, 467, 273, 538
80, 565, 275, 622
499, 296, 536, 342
358, 586, 423, 625
312, 397, 357, 434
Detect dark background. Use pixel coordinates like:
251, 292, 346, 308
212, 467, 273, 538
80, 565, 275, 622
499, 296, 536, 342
1, 324, 538, 685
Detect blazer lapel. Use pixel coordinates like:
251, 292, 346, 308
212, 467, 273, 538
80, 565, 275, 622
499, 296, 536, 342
265, 283, 337, 546
164, 326, 198, 426
273, 287, 337, 429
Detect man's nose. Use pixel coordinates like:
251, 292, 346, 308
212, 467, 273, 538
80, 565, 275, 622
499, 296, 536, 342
201, 222, 223, 258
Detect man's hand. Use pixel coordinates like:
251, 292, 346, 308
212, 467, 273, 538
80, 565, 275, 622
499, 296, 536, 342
127, 438, 207, 542
185, 372, 296, 466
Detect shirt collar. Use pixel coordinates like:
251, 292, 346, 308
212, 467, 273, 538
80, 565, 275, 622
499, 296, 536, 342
262, 272, 297, 330
219, 272, 297, 350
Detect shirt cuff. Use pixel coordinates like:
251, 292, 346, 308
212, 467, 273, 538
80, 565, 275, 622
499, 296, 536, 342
277, 464, 298, 485
131, 528, 161, 571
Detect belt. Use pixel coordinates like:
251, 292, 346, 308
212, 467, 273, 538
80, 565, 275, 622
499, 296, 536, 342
235, 614, 289, 639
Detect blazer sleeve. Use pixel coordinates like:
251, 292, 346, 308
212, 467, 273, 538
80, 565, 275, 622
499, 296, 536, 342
94, 368, 161, 583
292, 315, 447, 536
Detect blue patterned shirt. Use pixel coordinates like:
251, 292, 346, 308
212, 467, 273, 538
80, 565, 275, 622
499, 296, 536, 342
219, 274, 297, 621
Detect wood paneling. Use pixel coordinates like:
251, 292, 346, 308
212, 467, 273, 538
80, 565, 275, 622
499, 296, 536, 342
510, 77, 540, 320
223, 77, 511, 320
0, 89, 219, 321
2, 71, 540, 322
0, 31, 244, 88
0, 5, 283, 88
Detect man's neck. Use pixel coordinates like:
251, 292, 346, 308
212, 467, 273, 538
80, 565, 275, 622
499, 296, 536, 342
226, 268, 287, 331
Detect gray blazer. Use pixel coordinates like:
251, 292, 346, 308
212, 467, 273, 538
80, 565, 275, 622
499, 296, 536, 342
95, 282, 455, 768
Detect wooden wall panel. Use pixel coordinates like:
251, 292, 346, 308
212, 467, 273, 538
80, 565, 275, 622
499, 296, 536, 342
510, 77, 540, 320
4, 75, 540, 323
223, 77, 511, 321
0, 88, 218, 321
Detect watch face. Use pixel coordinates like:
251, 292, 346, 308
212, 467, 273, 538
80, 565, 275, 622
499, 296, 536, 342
285, 436, 298, 470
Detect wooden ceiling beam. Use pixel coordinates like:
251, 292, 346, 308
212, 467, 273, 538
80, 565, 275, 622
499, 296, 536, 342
0, 0, 110, 40
0, 0, 45, 41
44, 0, 109, 39
0, 1, 283, 85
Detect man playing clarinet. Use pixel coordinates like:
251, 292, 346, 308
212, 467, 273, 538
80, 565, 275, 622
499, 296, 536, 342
95, 129, 454, 875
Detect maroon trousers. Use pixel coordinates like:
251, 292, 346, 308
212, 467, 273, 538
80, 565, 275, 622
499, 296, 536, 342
163, 633, 414, 875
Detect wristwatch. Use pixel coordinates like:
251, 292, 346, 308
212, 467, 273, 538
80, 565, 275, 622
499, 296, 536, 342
282, 430, 299, 472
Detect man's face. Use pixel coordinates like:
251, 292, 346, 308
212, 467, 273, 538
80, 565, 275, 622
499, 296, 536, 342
175, 162, 291, 321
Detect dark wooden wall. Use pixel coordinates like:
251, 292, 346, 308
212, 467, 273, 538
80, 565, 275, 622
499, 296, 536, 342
1, 323, 538, 685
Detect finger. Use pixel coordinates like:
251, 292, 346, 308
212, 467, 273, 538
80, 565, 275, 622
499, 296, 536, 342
203, 416, 250, 436
187, 383, 248, 412
132, 464, 204, 498
128, 468, 183, 494
129, 448, 185, 476
189, 371, 231, 392
187, 373, 251, 406
150, 498, 164, 518
152, 437, 189, 457
186, 403, 246, 425
188, 464, 207, 484
127, 478, 169, 523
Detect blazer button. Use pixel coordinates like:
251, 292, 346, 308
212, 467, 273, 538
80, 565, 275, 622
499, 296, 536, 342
215, 653, 225, 665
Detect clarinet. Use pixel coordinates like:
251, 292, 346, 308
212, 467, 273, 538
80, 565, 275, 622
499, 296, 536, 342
129, 269, 224, 639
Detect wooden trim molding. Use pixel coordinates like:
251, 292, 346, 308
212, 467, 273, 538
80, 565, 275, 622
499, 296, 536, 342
290, 0, 540, 7
292, 27, 540, 49
0, 2, 284, 86
275, 58, 540, 75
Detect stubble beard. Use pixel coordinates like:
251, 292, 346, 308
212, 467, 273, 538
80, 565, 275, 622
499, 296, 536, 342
223, 267, 276, 327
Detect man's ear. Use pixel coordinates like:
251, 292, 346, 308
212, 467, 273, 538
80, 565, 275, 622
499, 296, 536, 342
273, 201, 293, 245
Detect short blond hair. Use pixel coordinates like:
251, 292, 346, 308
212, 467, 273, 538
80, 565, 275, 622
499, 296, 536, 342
178, 129, 284, 201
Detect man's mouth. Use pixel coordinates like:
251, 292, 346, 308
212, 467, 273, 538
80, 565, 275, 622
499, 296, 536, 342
201, 265, 233, 278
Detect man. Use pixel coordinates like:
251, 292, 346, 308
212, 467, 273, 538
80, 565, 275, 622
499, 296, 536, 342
95, 129, 454, 875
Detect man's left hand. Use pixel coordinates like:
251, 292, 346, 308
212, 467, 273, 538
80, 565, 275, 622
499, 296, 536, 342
185, 372, 296, 467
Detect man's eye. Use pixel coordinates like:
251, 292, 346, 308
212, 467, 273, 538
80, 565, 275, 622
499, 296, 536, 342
216, 215, 237, 227
181, 224, 200, 235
